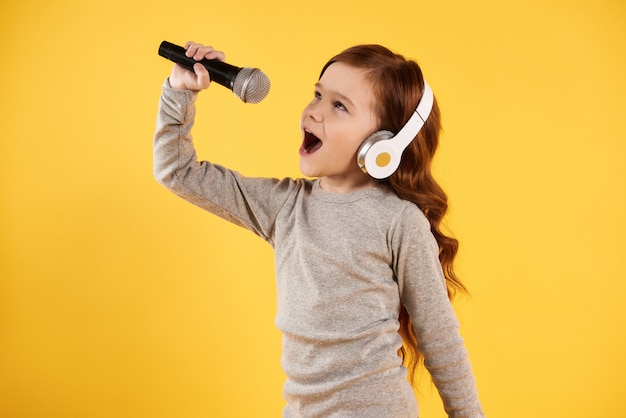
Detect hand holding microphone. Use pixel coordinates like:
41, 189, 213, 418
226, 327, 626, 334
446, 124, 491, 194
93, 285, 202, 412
165, 42, 223, 92
159, 41, 270, 104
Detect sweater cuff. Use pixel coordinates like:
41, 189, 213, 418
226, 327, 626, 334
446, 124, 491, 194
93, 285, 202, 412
159, 77, 198, 123
162, 77, 198, 99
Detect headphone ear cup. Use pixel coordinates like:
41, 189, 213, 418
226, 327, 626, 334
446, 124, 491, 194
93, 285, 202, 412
357, 82, 434, 179
357, 130, 394, 174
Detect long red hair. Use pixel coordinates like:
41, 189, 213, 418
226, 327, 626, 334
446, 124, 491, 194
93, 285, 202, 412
321, 45, 467, 384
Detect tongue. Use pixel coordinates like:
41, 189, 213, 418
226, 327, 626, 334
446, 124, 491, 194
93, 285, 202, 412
306, 139, 323, 153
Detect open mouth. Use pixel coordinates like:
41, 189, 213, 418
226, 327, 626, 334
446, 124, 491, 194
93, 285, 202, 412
301, 130, 323, 154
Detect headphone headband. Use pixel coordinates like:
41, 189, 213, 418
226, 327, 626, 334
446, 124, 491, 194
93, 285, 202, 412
395, 82, 434, 150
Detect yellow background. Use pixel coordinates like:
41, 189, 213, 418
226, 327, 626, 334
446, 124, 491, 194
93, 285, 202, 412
1, 0, 625, 416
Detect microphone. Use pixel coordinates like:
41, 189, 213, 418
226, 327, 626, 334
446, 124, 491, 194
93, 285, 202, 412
158, 41, 270, 104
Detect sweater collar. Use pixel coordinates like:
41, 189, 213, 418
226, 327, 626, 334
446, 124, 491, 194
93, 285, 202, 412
311, 178, 390, 204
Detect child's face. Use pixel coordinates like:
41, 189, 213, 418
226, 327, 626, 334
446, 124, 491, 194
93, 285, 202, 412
299, 62, 379, 191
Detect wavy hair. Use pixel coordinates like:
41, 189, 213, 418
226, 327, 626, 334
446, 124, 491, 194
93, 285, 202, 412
320, 45, 467, 384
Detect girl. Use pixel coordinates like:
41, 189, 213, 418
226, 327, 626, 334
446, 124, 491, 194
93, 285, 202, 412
154, 41, 484, 417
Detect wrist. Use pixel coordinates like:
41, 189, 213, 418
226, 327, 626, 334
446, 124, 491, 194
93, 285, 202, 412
167, 76, 187, 91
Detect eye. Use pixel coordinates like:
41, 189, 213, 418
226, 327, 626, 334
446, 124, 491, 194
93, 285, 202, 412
314, 90, 322, 100
334, 101, 347, 112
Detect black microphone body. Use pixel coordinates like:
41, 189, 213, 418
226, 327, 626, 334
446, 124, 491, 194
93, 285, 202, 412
158, 41, 270, 104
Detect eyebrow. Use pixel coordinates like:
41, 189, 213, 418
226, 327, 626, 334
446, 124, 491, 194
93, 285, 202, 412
315, 82, 356, 108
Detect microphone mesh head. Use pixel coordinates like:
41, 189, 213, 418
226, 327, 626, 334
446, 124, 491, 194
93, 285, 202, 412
233, 68, 271, 104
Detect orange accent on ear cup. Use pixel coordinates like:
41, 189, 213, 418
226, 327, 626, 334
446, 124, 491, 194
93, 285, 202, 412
376, 152, 391, 168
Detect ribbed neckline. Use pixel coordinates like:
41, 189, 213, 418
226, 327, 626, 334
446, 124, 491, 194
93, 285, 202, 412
311, 178, 389, 204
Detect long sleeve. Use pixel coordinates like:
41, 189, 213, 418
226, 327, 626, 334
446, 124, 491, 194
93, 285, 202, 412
153, 79, 297, 243
394, 207, 484, 417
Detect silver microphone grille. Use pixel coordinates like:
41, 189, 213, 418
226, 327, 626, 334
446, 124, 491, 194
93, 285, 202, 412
233, 68, 271, 104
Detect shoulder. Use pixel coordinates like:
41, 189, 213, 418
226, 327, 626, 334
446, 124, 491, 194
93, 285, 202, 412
351, 184, 433, 243
385, 195, 436, 253
380, 191, 430, 234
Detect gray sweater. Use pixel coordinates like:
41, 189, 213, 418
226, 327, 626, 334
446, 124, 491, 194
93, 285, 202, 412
153, 80, 484, 418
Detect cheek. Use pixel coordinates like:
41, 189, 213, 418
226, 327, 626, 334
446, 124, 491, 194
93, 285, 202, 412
337, 130, 367, 157
348, 122, 376, 150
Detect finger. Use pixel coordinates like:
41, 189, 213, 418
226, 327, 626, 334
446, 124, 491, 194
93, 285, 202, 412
184, 41, 202, 53
193, 63, 212, 89
192, 45, 216, 61
183, 41, 225, 62
206, 50, 226, 62
185, 42, 200, 58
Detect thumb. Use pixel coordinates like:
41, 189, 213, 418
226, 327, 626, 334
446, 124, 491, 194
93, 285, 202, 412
193, 63, 212, 89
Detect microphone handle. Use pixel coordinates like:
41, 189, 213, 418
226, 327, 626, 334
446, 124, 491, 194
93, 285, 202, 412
158, 41, 240, 89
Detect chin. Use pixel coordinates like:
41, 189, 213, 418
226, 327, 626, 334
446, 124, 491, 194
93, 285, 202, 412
299, 167, 318, 178
299, 162, 320, 178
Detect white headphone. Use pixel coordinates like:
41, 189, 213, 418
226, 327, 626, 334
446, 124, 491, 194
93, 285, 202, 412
357, 82, 434, 179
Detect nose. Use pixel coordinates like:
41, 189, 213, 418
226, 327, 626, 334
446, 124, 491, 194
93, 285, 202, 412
303, 100, 323, 123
